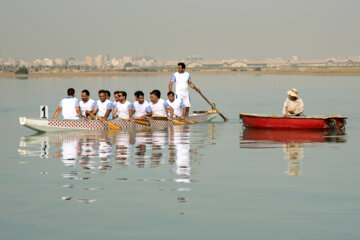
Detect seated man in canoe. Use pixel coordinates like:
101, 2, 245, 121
166, 91, 185, 119
90, 90, 113, 120
146, 90, 174, 120
282, 88, 304, 116
112, 91, 134, 120
53, 88, 83, 120
79, 89, 96, 119
133, 91, 150, 119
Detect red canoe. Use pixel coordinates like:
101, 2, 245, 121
240, 113, 347, 131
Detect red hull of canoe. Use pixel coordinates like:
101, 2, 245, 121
241, 116, 325, 129
240, 113, 347, 130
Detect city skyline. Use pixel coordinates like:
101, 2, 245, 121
1, 0, 359, 60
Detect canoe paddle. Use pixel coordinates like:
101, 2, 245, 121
173, 114, 197, 124
195, 88, 228, 122
150, 114, 186, 125
88, 112, 122, 130
117, 117, 150, 126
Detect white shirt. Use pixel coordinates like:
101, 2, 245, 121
166, 99, 184, 117
171, 71, 192, 95
282, 97, 304, 115
96, 99, 113, 120
59, 97, 80, 119
79, 99, 96, 117
114, 100, 133, 119
133, 100, 150, 118
148, 99, 169, 117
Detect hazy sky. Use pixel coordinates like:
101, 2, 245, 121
0, 0, 359, 60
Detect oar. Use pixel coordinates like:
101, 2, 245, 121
117, 117, 150, 126
151, 114, 186, 125
88, 112, 122, 130
174, 114, 197, 124
196, 88, 228, 122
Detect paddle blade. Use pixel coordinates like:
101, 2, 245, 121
133, 119, 151, 126
172, 119, 186, 125
105, 121, 122, 130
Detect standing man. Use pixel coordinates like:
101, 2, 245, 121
133, 91, 150, 119
169, 62, 200, 116
113, 91, 134, 119
79, 89, 96, 119
91, 90, 113, 120
146, 90, 174, 120
166, 91, 185, 118
53, 88, 82, 119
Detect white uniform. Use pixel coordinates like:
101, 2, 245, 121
166, 99, 184, 117
133, 100, 150, 118
171, 71, 192, 107
79, 99, 96, 118
114, 100, 134, 119
59, 97, 80, 119
96, 99, 113, 120
147, 99, 169, 117
282, 97, 304, 116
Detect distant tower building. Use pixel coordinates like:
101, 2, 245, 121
55, 58, 65, 66
291, 56, 299, 61
85, 56, 94, 67
94, 55, 104, 68
122, 56, 133, 64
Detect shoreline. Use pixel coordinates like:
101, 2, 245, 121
1, 68, 360, 79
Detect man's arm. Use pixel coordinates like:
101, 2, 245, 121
188, 81, 200, 92
104, 109, 111, 120
294, 99, 304, 115
89, 107, 98, 119
167, 106, 174, 120
169, 81, 174, 92
76, 106, 84, 120
53, 106, 62, 119
169, 74, 176, 91
128, 104, 135, 118
112, 108, 118, 118
282, 99, 288, 116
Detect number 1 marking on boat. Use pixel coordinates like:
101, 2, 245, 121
40, 106, 48, 119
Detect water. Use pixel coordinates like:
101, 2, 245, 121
1, 74, 359, 239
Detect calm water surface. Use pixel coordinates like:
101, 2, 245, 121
0, 74, 359, 239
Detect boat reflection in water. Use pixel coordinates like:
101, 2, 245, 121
18, 124, 217, 204
240, 128, 347, 176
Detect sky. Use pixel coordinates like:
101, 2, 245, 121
0, 0, 359, 60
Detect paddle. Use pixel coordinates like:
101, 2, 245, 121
195, 88, 228, 122
150, 114, 186, 125
117, 117, 150, 126
88, 112, 122, 130
174, 114, 197, 124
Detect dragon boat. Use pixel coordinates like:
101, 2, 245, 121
19, 110, 218, 132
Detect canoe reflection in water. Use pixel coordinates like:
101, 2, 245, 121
240, 128, 347, 176
18, 124, 217, 203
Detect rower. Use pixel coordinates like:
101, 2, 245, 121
133, 91, 150, 119
168, 62, 200, 117
166, 91, 185, 119
146, 90, 174, 120
79, 89, 96, 119
105, 90, 111, 100
53, 88, 82, 120
282, 88, 304, 116
91, 90, 113, 120
113, 91, 134, 119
